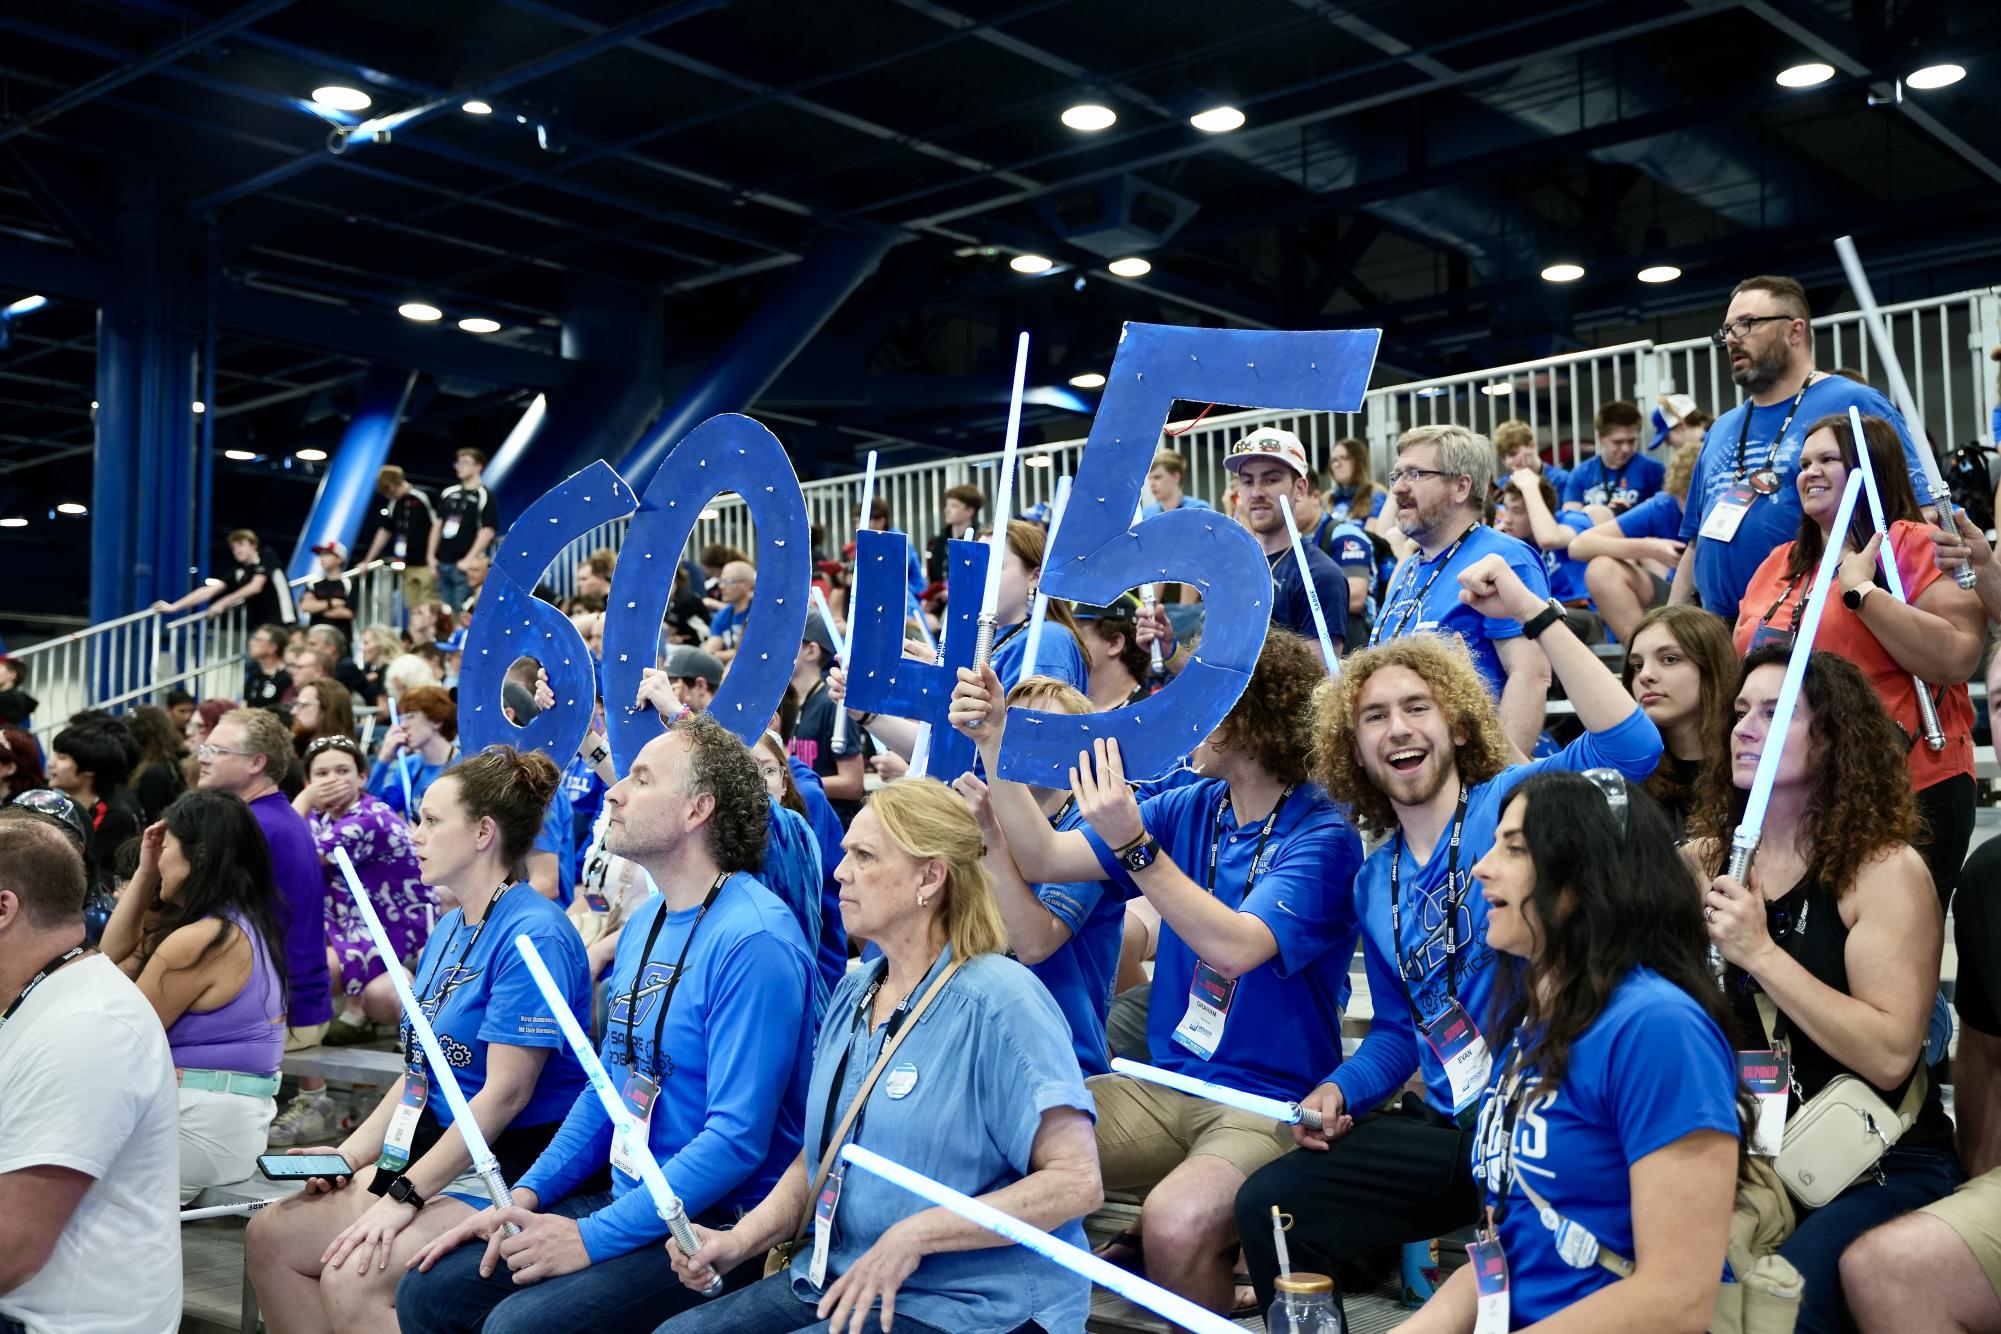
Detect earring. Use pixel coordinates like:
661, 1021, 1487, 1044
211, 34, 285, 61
916, 892, 929, 908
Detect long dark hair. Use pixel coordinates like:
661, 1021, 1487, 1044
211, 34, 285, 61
1488, 772, 1746, 1097
1785, 412, 1921, 580
1621, 605, 1736, 814
141, 790, 289, 1003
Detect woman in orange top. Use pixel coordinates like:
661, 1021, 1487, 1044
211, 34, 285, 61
1733, 412, 1984, 906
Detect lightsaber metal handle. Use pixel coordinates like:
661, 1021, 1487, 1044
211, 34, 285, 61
179, 1199, 280, 1222
972, 613, 998, 671
1714, 833, 1758, 982
1914, 683, 1946, 752
1140, 584, 1168, 677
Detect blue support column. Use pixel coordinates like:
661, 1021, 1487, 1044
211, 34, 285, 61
615, 226, 896, 490
287, 366, 418, 581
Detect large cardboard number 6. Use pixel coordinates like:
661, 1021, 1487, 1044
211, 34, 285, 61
601, 414, 810, 772
996, 323, 1381, 784
459, 460, 635, 760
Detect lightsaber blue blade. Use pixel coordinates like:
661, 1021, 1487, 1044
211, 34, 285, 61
1279, 501, 1340, 678
331, 847, 518, 1233
511, 934, 722, 1298
1848, 405, 1944, 751
974, 332, 1030, 669
386, 694, 415, 817
839, 1144, 1245, 1334
1109, 1058, 1324, 1131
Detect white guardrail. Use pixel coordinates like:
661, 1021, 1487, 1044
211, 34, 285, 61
16, 286, 2000, 726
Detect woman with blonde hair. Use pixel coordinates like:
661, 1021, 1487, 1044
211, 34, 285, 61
661, 778, 1102, 1334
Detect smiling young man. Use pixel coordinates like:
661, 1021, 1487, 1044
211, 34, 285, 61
1562, 400, 1662, 514
1372, 424, 1553, 757
1220, 427, 1349, 650
1232, 552, 1662, 1322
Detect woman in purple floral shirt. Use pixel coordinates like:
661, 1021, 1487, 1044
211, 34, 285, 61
292, 734, 436, 1045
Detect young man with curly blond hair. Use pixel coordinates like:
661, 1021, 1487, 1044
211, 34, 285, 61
1232, 553, 1663, 1323
949, 628, 1362, 1322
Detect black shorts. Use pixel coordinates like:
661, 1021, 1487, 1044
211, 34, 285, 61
364, 1109, 587, 1198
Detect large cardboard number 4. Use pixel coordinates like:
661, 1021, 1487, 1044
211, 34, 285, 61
997, 323, 1381, 784
844, 534, 988, 783
600, 414, 810, 773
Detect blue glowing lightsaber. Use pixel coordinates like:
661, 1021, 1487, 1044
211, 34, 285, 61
839, 1145, 1244, 1334
974, 333, 1031, 669
1728, 470, 1865, 885
1022, 476, 1072, 675
1834, 235, 1977, 591
512, 934, 721, 1298
386, 694, 415, 817
1848, 405, 1945, 752
1279, 501, 1340, 679
1109, 1058, 1325, 1132
331, 848, 518, 1234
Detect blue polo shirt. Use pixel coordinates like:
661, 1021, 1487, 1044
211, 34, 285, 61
1679, 376, 1925, 620
990, 618, 1088, 694
1562, 453, 1666, 510
1026, 800, 1124, 1077
1082, 779, 1362, 1103
1370, 524, 1551, 697
1330, 709, 1662, 1119
1268, 541, 1350, 648
515, 872, 813, 1262
1613, 491, 1683, 542
792, 948, 1092, 1334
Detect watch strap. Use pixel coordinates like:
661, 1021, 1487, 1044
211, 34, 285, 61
1520, 599, 1566, 641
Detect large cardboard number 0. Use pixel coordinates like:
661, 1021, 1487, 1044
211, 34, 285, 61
997, 323, 1381, 784
600, 414, 810, 772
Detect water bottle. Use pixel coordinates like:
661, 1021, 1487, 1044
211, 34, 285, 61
1269, 1273, 1342, 1334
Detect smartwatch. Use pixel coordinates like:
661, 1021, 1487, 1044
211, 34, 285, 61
1841, 584, 1875, 611
1118, 834, 1161, 875
386, 1175, 427, 1210
1520, 598, 1567, 641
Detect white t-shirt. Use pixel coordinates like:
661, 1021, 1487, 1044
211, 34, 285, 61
0, 954, 181, 1334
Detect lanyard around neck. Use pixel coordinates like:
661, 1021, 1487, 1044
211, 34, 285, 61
1734, 372, 1817, 481
406, 882, 513, 1069
621, 873, 729, 1080
1373, 529, 1471, 646
1389, 785, 1472, 1010
0, 945, 89, 1032
1205, 786, 1294, 898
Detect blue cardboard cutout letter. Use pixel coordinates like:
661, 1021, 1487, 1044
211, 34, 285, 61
845, 534, 988, 782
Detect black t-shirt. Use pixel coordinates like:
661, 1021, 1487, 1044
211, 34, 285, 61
304, 576, 353, 628
333, 657, 376, 705
794, 677, 862, 823
230, 544, 294, 627
368, 489, 436, 561
435, 483, 499, 563
245, 662, 290, 711
88, 787, 143, 880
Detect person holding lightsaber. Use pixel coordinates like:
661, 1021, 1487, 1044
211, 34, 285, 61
655, 779, 1102, 1334
368, 684, 456, 823
1731, 410, 1983, 905
246, 746, 594, 1334
399, 716, 815, 1333
1235, 553, 1662, 1323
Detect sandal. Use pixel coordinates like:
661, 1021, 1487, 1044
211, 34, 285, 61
1230, 1270, 1259, 1318
1092, 1230, 1146, 1275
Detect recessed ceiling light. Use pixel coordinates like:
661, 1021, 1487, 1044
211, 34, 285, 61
1907, 64, 1965, 90
457, 316, 502, 334
1024, 455, 1053, 468
311, 85, 373, 112
0, 518, 27, 528
191, 400, 206, 414
1061, 103, 1117, 132
89, 399, 98, 410
1540, 262, 1586, 283
698, 508, 720, 521
462, 100, 494, 115
224, 449, 259, 461
1189, 106, 1246, 133
1776, 63, 1835, 88
1068, 372, 1107, 389
1481, 383, 1515, 397
1637, 264, 1683, 284
56, 502, 87, 515
1010, 254, 1054, 274
295, 447, 329, 462
1107, 257, 1152, 278
4, 294, 48, 316
398, 302, 443, 322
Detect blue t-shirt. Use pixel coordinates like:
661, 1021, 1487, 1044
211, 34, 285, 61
1141, 495, 1215, 519
1268, 541, 1350, 648
1082, 779, 1361, 1102
1371, 524, 1552, 697
788, 756, 850, 995
531, 783, 576, 907
367, 752, 447, 822
1562, 453, 1666, 511
1679, 376, 1926, 620
1026, 800, 1124, 1077
1325, 487, 1388, 524
1539, 508, 1594, 604
562, 755, 605, 840
763, 797, 829, 1025
515, 873, 814, 1262
1543, 463, 1571, 496
1613, 491, 1684, 542
1330, 710, 1663, 1118
1316, 516, 1379, 632
403, 885, 590, 1129
793, 948, 1093, 1334
707, 602, 747, 649
1470, 968, 1739, 1325
990, 618, 1088, 694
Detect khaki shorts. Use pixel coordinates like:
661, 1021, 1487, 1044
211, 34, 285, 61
1919, 1166, 2001, 1300
285, 1022, 330, 1053
402, 564, 437, 612
1087, 1072, 1294, 1191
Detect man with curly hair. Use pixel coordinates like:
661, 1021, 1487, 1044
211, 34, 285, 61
1233, 553, 1663, 1322
949, 628, 1363, 1322
397, 713, 816, 1331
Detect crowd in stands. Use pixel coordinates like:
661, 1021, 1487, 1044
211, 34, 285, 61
2, 273, 2000, 1334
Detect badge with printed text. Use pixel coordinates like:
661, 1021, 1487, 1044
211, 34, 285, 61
1423, 998, 1493, 1114
608, 1072, 659, 1179
1738, 1049, 1790, 1156
1172, 960, 1237, 1060
885, 1062, 919, 1100
1700, 483, 1757, 542
377, 1071, 429, 1176
809, 1162, 845, 1289
1468, 1235, 1510, 1334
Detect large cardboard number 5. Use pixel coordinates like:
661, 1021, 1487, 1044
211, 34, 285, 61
600, 414, 810, 771
997, 323, 1381, 784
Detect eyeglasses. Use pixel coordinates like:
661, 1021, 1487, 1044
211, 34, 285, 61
196, 743, 258, 760
1709, 314, 1795, 346
1385, 466, 1457, 488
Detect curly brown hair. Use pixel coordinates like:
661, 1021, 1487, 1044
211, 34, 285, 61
1312, 635, 1513, 837
1687, 645, 1920, 898
1217, 628, 1336, 788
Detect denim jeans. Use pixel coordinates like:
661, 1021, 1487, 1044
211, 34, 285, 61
395, 1193, 756, 1334
434, 563, 471, 615
1778, 1142, 1967, 1333
651, 1270, 1046, 1334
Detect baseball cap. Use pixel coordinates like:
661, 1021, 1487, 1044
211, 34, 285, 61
800, 617, 841, 659
311, 539, 348, 561
1656, 392, 1698, 426
1224, 426, 1309, 479
501, 680, 540, 724
663, 645, 724, 687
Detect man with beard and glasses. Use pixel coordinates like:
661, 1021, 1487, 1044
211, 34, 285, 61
1670, 273, 1931, 622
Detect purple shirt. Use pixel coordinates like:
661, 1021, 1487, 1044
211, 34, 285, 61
249, 789, 333, 1026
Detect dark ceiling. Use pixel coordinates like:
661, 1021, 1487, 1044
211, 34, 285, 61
1, 0, 1999, 621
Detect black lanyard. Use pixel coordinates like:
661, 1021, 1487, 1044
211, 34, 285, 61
1755, 568, 1811, 638
406, 882, 513, 1070
1389, 786, 1471, 1012
620, 873, 729, 1081
1734, 372, 1817, 481
817, 962, 928, 1159
1372, 529, 1471, 646
1205, 786, 1293, 898
0, 945, 89, 1032
1479, 1044, 1533, 1222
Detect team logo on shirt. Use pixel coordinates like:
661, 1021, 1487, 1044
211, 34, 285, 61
1403, 879, 1492, 1022
606, 962, 683, 1067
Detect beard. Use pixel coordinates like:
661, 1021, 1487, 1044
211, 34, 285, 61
1732, 337, 1792, 395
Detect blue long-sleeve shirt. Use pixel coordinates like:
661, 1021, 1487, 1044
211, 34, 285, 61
788, 756, 850, 995
513, 871, 814, 1262
1330, 708, 1662, 1119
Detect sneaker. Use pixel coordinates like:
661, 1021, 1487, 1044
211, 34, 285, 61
267, 1091, 341, 1148
320, 1014, 374, 1047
